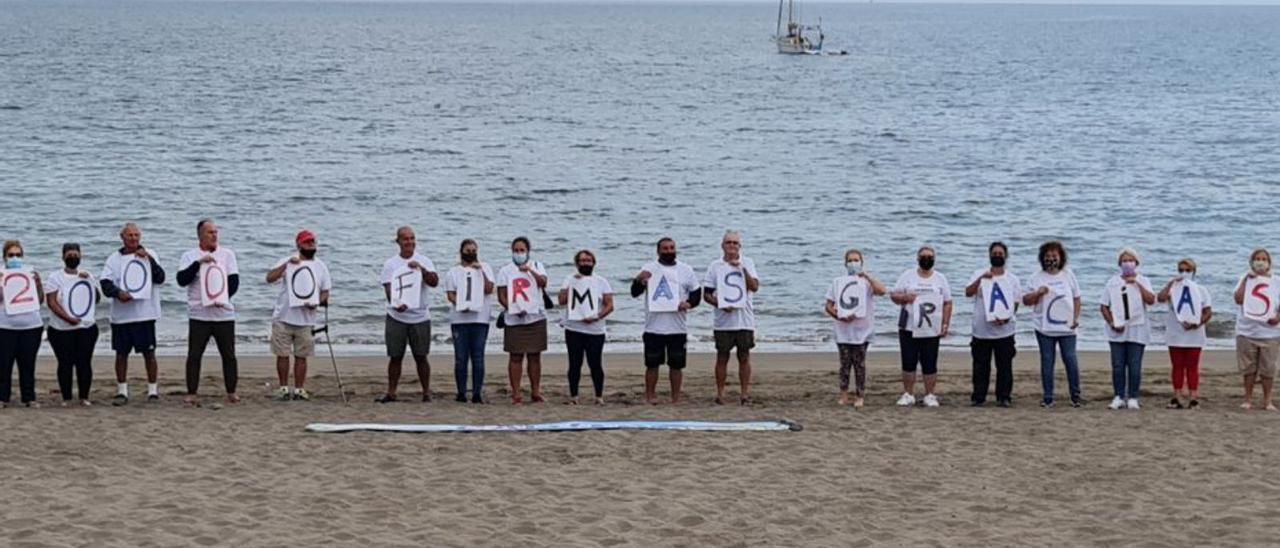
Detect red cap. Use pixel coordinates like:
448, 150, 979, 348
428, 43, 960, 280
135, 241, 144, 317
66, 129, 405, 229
296, 230, 316, 245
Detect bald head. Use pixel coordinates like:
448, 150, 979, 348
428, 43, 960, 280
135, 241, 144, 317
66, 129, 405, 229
396, 226, 417, 258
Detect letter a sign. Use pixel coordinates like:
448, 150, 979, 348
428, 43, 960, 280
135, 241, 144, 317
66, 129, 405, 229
647, 269, 680, 313
981, 277, 1013, 322
1172, 281, 1202, 324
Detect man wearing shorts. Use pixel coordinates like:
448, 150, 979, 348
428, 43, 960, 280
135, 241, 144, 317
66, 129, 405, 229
702, 230, 761, 405
265, 230, 331, 401
378, 226, 438, 403
631, 237, 700, 404
100, 222, 166, 406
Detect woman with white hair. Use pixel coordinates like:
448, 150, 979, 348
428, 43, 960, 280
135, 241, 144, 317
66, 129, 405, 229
1100, 248, 1156, 410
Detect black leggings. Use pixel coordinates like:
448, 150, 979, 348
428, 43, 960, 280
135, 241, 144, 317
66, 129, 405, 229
565, 330, 605, 398
48, 325, 99, 401
186, 320, 238, 395
0, 326, 44, 404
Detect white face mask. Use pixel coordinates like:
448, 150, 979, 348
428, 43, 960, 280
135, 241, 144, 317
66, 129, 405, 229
846, 261, 862, 275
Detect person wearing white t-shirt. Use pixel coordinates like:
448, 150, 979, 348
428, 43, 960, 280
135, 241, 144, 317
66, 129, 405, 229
889, 245, 953, 408
264, 230, 332, 402
99, 222, 166, 405
45, 243, 100, 406
1232, 248, 1280, 411
1022, 241, 1084, 408
630, 237, 701, 405
176, 219, 241, 406
558, 250, 614, 405
444, 238, 494, 403
376, 226, 439, 403
1156, 258, 1213, 410
824, 248, 887, 408
962, 242, 1022, 408
0, 240, 44, 408
1100, 248, 1157, 410
702, 231, 761, 406
496, 236, 550, 404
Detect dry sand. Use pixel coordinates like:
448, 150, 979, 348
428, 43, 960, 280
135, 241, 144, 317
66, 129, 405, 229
3, 349, 1279, 547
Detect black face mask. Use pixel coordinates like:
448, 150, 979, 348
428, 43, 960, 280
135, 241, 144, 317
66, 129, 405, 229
461, 252, 477, 263
658, 253, 677, 265
577, 265, 594, 276
918, 256, 935, 271
64, 257, 80, 269
990, 255, 1006, 268
1042, 259, 1060, 270
299, 248, 317, 260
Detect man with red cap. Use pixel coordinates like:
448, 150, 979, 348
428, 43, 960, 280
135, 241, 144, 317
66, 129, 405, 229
265, 229, 331, 401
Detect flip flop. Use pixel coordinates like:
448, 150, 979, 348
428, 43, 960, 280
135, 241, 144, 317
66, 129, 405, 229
1188, 399, 1200, 410
374, 394, 398, 404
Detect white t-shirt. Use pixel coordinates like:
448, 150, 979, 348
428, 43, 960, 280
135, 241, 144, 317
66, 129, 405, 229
1165, 281, 1212, 348
640, 261, 700, 335
101, 249, 163, 324
270, 258, 332, 327
496, 261, 549, 326
703, 257, 760, 332
892, 269, 952, 331
560, 274, 613, 336
1025, 269, 1082, 335
180, 247, 239, 322
0, 268, 44, 330
379, 253, 436, 325
443, 263, 495, 325
1235, 273, 1280, 340
968, 269, 1021, 340
44, 269, 98, 332
826, 275, 876, 345
1100, 274, 1154, 344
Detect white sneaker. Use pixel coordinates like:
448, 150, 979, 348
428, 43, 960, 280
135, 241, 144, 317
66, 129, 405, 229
923, 394, 940, 407
275, 387, 293, 401
1108, 396, 1125, 410
896, 393, 916, 407
1126, 398, 1140, 410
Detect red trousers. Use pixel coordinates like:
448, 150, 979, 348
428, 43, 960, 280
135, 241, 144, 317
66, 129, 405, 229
1169, 346, 1201, 391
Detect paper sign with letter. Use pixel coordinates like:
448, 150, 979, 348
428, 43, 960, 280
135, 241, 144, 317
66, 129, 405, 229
647, 269, 680, 313
910, 292, 944, 338
1107, 283, 1145, 328
981, 277, 1014, 322
506, 272, 540, 315
63, 277, 96, 321
390, 265, 422, 310
455, 268, 486, 312
122, 256, 152, 300
1171, 281, 1203, 324
567, 278, 599, 321
199, 261, 230, 307
834, 276, 867, 320
716, 268, 748, 310
1041, 289, 1074, 334
2, 269, 40, 315
287, 261, 320, 308
1244, 276, 1277, 322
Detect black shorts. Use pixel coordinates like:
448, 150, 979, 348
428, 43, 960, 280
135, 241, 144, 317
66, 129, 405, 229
111, 320, 157, 355
899, 330, 940, 375
643, 333, 687, 370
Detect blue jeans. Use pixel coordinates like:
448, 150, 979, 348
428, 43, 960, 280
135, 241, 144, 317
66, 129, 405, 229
1109, 341, 1145, 399
1036, 332, 1080, 404
451, 324, 489, 399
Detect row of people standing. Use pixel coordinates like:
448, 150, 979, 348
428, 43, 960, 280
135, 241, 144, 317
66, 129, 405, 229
824, 241, 1276, 411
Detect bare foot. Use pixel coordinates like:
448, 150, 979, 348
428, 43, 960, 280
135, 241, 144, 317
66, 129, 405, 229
713, 396, 724, 405
1268, 403, 1278, 412
838, 393, 849, 406
1242, 401, 1254, 410
531, 394, 546, 404
646, 397, 659, 405
853, 397, 865, 409
594, 397, 605, 406
183, 395, 200, 407
564, 398, 579, 406
740, 396, 752, 406
511, 395, 524, 405
80, 400, 92, 407
226, 393, 241, 404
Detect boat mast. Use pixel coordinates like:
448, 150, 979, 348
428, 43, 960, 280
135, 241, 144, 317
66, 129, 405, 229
776, 0, 784, 37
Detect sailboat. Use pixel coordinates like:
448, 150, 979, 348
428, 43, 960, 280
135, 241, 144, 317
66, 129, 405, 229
774, 0, 823, 55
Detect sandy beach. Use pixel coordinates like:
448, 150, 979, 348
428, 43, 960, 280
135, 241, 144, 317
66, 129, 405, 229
3, 349, 1279, 547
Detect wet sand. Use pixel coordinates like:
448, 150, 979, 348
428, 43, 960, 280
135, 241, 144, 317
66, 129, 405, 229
3, 349, 1278, 547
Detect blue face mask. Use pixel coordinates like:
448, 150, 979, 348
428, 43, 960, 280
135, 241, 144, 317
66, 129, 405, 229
5, 257, 22, 269
512, 252, 529, 266
845, 261, 862, 275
